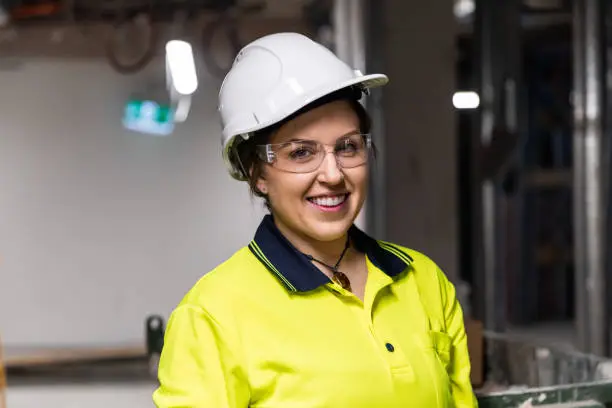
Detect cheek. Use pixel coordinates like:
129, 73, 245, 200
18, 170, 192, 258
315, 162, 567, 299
347, 167, 369, 190
266, 174, 314, 203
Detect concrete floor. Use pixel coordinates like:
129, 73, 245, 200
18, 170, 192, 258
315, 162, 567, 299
3, 357, 157, 407
6, 383, 157, 408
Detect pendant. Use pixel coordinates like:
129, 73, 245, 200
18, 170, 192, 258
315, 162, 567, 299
332, 272, 352, 291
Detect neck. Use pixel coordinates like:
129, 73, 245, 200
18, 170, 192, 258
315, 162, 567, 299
273, 216, 351, 267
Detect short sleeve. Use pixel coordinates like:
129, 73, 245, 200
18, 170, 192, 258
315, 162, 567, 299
153, 303, 250, 408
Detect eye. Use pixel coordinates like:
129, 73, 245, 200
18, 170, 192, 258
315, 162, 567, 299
287, 144, 317, 161
336, 138, 361, 155
291, 148, 311, 158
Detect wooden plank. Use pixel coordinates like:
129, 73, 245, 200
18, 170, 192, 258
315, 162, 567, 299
525, 169, 572, 188
0, 337, 6, 408
4, 344, 147, 369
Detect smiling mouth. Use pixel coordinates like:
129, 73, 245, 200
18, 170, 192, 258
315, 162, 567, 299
307, 193, 349, 208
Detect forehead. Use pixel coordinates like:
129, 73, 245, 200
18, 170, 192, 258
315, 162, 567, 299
270, 100, 360, 144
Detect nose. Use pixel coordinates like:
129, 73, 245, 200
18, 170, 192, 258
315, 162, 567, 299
316, 151, 344, 185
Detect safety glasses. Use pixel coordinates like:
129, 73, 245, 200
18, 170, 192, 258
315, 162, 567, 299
256, 133, 372, 174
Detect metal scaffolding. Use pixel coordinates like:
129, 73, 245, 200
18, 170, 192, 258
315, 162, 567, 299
572, 0, 607, 356
469, 0, 610, 358
473, 0, 524, 334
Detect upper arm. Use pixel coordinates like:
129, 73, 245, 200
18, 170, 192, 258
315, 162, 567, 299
437, 268, 479, 408
153, 303, 250, 408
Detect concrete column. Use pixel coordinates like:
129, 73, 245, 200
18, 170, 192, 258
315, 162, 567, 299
367, 0, 459, 280
333, 0, 369, 231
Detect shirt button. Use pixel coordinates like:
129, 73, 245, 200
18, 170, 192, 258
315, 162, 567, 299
385, 343, 395, 352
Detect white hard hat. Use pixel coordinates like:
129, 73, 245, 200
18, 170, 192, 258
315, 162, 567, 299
218, 32, 389, 181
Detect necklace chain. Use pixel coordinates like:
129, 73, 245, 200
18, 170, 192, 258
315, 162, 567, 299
305, 236, 352, 291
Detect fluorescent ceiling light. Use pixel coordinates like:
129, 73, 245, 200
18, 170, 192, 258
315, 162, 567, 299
453, 0, 475, 19
453, 91, 480, 109
166, 40, 198, 96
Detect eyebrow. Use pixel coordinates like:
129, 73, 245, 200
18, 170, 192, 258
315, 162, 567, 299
279, 130, 362, 145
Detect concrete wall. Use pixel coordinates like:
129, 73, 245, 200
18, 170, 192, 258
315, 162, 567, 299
370, 0, 459, 280
0, 57, 266, 347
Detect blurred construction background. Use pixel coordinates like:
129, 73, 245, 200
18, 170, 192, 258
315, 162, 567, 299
0, 0, 611, 406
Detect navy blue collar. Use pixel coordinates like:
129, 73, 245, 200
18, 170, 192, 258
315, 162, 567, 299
248, 214, 413, 292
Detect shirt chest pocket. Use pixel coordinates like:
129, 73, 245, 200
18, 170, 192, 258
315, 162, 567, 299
413, 331, 453, 373
428, 331, 452, 371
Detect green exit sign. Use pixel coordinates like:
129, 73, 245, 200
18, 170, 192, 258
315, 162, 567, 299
123, 100, 175, 136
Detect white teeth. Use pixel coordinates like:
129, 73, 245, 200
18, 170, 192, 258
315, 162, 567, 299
310, 195, 347, 207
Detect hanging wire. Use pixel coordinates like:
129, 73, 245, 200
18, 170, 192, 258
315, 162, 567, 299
200, 3, 263, 79
105, 0, 157, 74
200, 7, 242, 79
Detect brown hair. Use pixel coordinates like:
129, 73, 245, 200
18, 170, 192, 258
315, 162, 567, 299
230, 86, 374, 208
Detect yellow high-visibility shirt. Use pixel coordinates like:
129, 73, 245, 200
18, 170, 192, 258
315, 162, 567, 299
153, 215, 478, 407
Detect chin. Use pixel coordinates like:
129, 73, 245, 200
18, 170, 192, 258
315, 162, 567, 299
304, 217, 355, 242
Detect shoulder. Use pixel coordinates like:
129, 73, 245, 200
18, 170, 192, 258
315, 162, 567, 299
378, 241, 454, 298
378, 241, 443, 273
381, 242, 462, 330
180, 247, 256, 304
175, 245, 283, 316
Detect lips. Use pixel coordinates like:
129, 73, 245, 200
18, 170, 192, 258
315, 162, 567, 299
307, 193, 349, 207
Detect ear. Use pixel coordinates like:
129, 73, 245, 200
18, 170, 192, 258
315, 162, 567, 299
256, 178, 268, 195
250, 165, 268, 195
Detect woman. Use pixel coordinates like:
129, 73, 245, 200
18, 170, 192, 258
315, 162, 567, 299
153, 32, 478, 407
